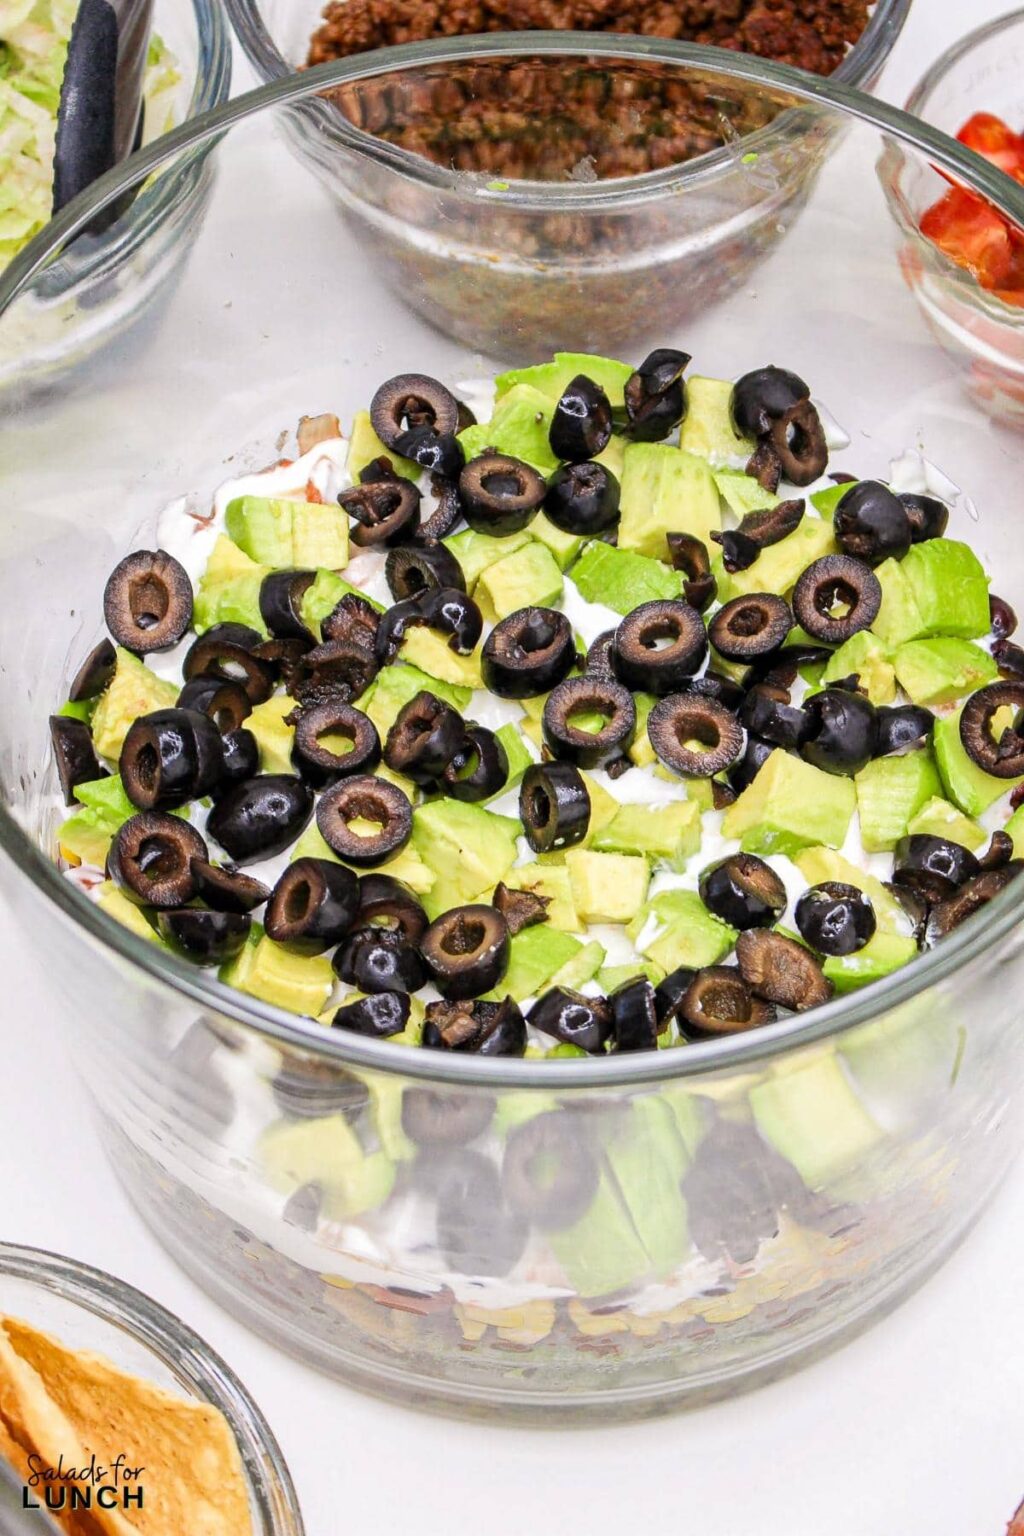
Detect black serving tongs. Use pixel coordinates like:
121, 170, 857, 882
52, 0, 155, 231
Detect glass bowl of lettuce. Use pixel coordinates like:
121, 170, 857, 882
0, 0, 230, 388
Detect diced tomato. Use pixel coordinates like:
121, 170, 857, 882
957, 111, 1024, 174
920, 185, 1015, 288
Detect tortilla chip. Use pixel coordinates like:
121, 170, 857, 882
1, 1318, 252, 1536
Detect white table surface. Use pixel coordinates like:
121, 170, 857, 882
4, 4, 1024, 1533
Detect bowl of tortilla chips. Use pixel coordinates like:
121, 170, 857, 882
0, 1244, 303, 1536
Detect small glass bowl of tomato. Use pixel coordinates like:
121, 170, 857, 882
880, 9, 1024, 428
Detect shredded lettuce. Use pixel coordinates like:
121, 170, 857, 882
0, 0, 181, 269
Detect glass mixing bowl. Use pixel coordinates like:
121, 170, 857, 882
222, 2, 909, 358
3, 43, 1024, 1422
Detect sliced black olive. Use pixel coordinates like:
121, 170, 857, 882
184, 624, 275, 705
492, 883, 549, 937
893, 834, 981, 902
442, 724, 509, 802
422, 996, 526, 1057
120, 708, 224, 810
685, 671, 746, 712
502, 1111, 600, 1228
436, 1151, 529, 1276
584, 629, 616, 679
979, 828, 1015, 872
265, 858, 360, 954
990, 595, 1018, 639
291, 699, 380, 786
416, 474, 464, 543
900, 492, 949, 543
294, 638, 379, 707
833, 481, 912, 566
708, 593, 792, 660
680, 966, 776, 1039
875, 704, 934, 756
712, 528, 760, 573
50, 716, 107, 806
543, 460, 620, 535
252, 637, 313, 692
190, 858, 270, 914
520, 762, 591, 853
744, 642, 832, 691
385, 542, 465, 601
334, 925, 427, 993
420, 905, 510, 1000
886, 879, 929, 943
339, 478, 421, 547
666, 532, 717, 612
393, 426, 464, 480
177, 676, 253, 736
647, 693, 744, 778
481, 607, 575, 698
370, 373, 459, 451
218, 728, 260, 789
792, 554, 881, 645
359, 454, 401, 485
356, 873, 427, 944
316, 775, 413, 866
728, 734, 774, 793
653, 965, 697, 1031
769, 398, 828, 486
609, 976, 659, 1052
800, 687, 878, 776
746, 438, 783, 493
960, 682, 1024, 776
924, 865, 1022, 946
258, 569, 316, 642
458, 452, 546, 535
402, 1088, 495, 1146
156, 909, 251, 965
795, 881, 876, 956
739, 682, 809, 750
207, 775, 313, 865
624, 348, 689, 441
527, 987, 610, 1054
68, 638, 116, 702
549, 373, 612, 463
107, 811, 207, 908
731, 365, 810, 438
384, 690, 467, 786
735, 928, 833, 1012
103, 549, 193, 654
542, 676, 636, 767
321, 592, 380, 651
712, 781, 737, 810
332, 991, 410, 1039
712, 499, 806, 574
993, 638, 1024, 682
418, 586, 482, 655
699, 853, 787, 930
611, 599, 707, 695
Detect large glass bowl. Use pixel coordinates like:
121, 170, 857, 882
3, 43, 1024, 1422
222, 1, 909, 358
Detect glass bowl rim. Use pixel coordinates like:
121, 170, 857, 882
4, 37, 1024, 1089
0, 1242, 304, 1536
903, 4, 1024, 118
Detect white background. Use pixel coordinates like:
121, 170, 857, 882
3, 3, 1023, 1533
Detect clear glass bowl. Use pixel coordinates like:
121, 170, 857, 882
0, 1244, 303, 1535
3, 44, 1024, 1422
0, 0, 231, 391
880, 9, 1024, 429
222, 4, 908, 358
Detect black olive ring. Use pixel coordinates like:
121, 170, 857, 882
708, 593, 792, 661
420, 905, 511, 1000
481, 608, 575, 698
542, 676, 637, 767
316, 775, 414, 866
611, 599, 708, 695
459, 452, 546, 536
292, 699, 381, 786
107, 811, 207, 908
648, 693, 745, 778
520, 762, 591, 853
792, 554, 881, 645
959, 682, 1024, 777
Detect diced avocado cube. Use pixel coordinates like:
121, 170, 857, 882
564, 849, 650, 924
934, 705, 1024, 815
248, 695, 297, 774
91, 648, 179, 761
592, 800, 700, 869
571, 542, 682, 617
72, 772, 138, 819
715, 516, 836, 601
443, 527, 533, 592
194, 534, 270, 636
299, 568, 382, 640
458, 383, 559, 472
1006, 802, 1024, 857
221, 926, 334, 1016
59, 773, 148, 866
491, 723, 534, 799
713, 468, 779, 519
57, 697, 95, 723
548, 939, 606, 992
412, 799, 519, 918
549, 1172, 651, 1297
398, 628, 483, 689
678, 376, 754, 462
476, 542, 563, 622
854, 751, 941, 852
906, 795, 986, 851
261, 1114, 395, 1219
225, 495, 349, 571
793, 846, 907, 933
502, 864, 581, 932
359, 664, 471, 738
604, 1098, 690, 1276
495, 352, 633, 408
627, 693, 658, 767
346, 409, 418, 482
487, 925, 583, 1001
750, 1051, 882, 1187
822, 929, 919, 992
96, 882, 164, 943
810, 481, 858, 518
628, 888, 736, 974
723, 749, 856, 855
594, 434, 626, 479
529, 511, 585, 571
618, 443, 721, 559
576, 770, 619, 850
871, 555, 924, 648
875, 539, 989, 646
822, 632, 896, 705
893, 637, 997, 706
598, 959, 666, 992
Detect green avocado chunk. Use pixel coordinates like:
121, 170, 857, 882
358, 664, 471, 737
96, 882, 164, 944
490, 723, 534, 800
571, 542, 682, 616
443, 527, 533, 591
678, 376, 755, 462
495, 352, 634, 407
484, 925, 582, 1002
821, 632, 896, 705
247, 696, 298, 774
193, 534, 270, 637
501, 863, 581, 931
221, 926, 334, 1016
1006, 802, 1024, 857
873, 539, 990, 647
715, 516, 836, 602
810, 480, 859, 518
225, 495, 349, 571
476, 541, 563, 621
792, 846, 906, 932
412, 798, 519, 918
821, 930, 919, 992
618, 442, 721, 559
750, 1051, 882, 1188
592, 800, 701, 868
627, 888, 736, 974
91, 648, 179, 761
906, 795, 986, 851
892, 638, 997, 707
722, 749, 856, 855
713, 468, 779, 519
934, 705, 1024, 815
564, 849, 650, 925
598, 959, 666, 991
854, 751, 941, 853
548, 939, 606, 992
529, 511, 585, 571
604, 1098, 690, 1275
458, 383, 559, 472
347, 409, 419, 482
